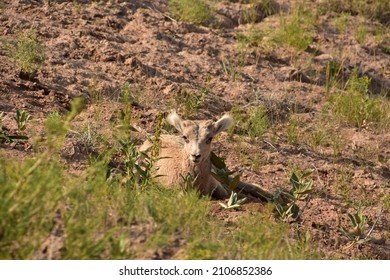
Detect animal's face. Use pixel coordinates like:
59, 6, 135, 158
167, 112, 233, 164
180, 120, 214, 163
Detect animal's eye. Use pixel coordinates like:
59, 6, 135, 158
206, 137, 213, 144
182, 135, 189, 142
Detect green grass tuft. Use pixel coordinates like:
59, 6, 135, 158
329, 70, 390, 130
168, 0, 213, 24
230, 105, 269, 139
4, 29, 45, 77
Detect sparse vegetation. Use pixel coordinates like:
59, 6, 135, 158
14, 110, 30, 131
168, 0, 213, 24
4, 29, 45, 77
173, 87, 209, 117
273, 3, 317, 51
328, 70, 390, 129
334, 166, 353, 200
219, 192, 247, 210
319, 0, 390, 25
341, 206, 368, 242
221, 58, 241, 81
286, 118, 300, 145
239, 0, 278, 25
0, 110, 30, 142
272, 171, 314, 222
355, 23, 368, 44
0, 100, 318, 259
230, 105, 269, 139
236, 1, 316, 53
333, 12, 351, 33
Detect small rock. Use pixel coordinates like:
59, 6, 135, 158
313, 54, 333, 62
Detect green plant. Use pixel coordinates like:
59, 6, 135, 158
119, 82, 133, 133
0, 111, 29, 142
272, 171, 314, 222
333, 12, 351, 33
272, 3, 316, 51
230, 105, 269, 139
221, 58, 241, 82
168, 0, 213, 24
334, 166, 353, 200
325, 60, 345, 96
174, 87, 208, 118
319, 0, 390, 25
219, 191, 247, 210
44, 98, 85, 153
211, 151, 242, 191
5, 29, 45, 77
0, 0, 6, 14
88, 75, 103, 102
14, 110, 31, 131
329, 69, 390, 129
241, 0, 277, 25
341, 206, 368, 242
72, 0, 83, 12
355, 23, 368, 44
380, 45, 390, 54
180, 173, 196, 193
287, 118, 299, 145
73, 124, 103, 155
384, 195, 390, 211
236, 27, 266, 49
114, 139, 155, 189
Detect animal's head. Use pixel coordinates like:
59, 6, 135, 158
167, 112, 233, 164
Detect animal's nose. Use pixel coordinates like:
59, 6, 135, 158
191, 154, 201, 160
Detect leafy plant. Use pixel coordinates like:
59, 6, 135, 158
210, 152, 247, 209
4, 29, 45, 77
341, 206, 368, 242
272, 171, 313, 222
219, 192, 247, 210
115, 139, 155, 189
180, 173, 196, 193
0, 111, 29, 142
211, 151, 241, 191
14, 110, 31, 131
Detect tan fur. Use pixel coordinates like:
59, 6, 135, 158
140, 112, 232, 199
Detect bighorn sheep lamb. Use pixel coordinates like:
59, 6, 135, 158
140, 112, 272, 200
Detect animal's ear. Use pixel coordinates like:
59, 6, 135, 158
167, 111, 183, 132
213, 114, 233, 135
